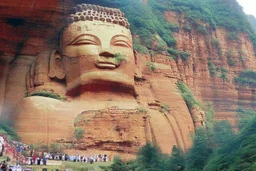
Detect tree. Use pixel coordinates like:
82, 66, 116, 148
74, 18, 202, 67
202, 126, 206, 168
111, 157, 129, 171
136, 142, 164, 171
49, 143, 63, 154
204, 116, 256, 171
166, 146, 185, 171
185, 127, 212, 171
213, 120, 235, 147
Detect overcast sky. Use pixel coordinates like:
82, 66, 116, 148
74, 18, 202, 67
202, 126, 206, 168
237, 0, 256, 17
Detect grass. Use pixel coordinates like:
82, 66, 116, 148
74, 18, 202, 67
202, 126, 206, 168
27, 91, 67, 101
0, 156, 8, 161
21, 161, 112, 171
146, 62, 156, 72
136, 107, 148, 113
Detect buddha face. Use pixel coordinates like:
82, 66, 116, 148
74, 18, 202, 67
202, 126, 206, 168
61, 20, 135, 95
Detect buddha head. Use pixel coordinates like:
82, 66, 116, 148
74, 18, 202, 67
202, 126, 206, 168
27, 4, 136, 96
55, 4, 136, 96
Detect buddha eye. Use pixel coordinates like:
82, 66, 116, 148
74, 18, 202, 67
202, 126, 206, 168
71, 39, 98, 46
112, 40, 131, 48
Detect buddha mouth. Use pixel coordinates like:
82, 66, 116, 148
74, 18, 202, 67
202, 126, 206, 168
95, 61, 118, 69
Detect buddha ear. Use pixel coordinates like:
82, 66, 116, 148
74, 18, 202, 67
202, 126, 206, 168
134, 50, 138, 65
48, 50, 65, 80
133, 50, 143, 78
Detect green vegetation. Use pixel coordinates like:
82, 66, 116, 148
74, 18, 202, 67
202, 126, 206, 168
226, 49, 235, 66
182, 23, 192, 32
167, 146, 185, 171
74, 127, 85, 140
227, 32, 239, 40
177, 81, 200, 109
196, 24, 208, 35
146, 62, 156, 72
0, 121, 19, 140
136, 107, 148, 113
161, 104, 170, 112
211, 38, 222, 56
77, 0, 256, 55
168, 0, 253, 33
110, 157, 137, 171
110, 104, 256, 171
136, 143, 165, 171
167, 48, 180, 58
167, 48, 191, 61
49, 143, 63, 154
247, 15, 256, 31
23, 161, 112, 171
213, 120, 235, 147
74, 114, 82, 127
133, 37, 149, 54
238, 49, 245, 62
236, 107, 256, 129
219, 67, 228, 82
114, 53, 127, 63
27, 90, 67, 101
234, 70, 256, 87
180, 51, 191, 61
185, 127, 212, 171
207, 59, 217, 77
204, 116, 256, 171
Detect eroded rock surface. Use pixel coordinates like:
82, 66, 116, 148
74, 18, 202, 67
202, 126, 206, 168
0, 1, 255, 158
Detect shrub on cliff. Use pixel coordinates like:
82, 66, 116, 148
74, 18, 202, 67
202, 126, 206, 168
147, 62, 156, 72
74, 127, 85, 140
207, 60, 217, 77
219, 68, 228, 82
226, 49, 235, 66
177, 81, 200, 109
234, 70, 256, 87
211, 38, 222, 56
180, 51, 191, 61
27, 90, 66, 101
0, 121, 19, 141
227, 32, 239, 40
196, 24, 208, 35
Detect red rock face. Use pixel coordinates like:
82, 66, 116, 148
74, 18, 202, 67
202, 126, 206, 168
0, 0, 68, 56
164, 11, 256, 127
0, 1, 255, 159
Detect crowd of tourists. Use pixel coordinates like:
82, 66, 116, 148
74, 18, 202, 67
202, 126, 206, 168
1, 134, 110, 171
27, 153, 109, 165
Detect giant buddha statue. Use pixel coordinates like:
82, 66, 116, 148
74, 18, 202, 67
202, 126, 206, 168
10, 4, 199, 157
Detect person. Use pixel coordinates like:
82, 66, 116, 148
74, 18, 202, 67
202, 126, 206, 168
0, 161, 7, 171
0, 143, 3, 157
43, 157, 47, 165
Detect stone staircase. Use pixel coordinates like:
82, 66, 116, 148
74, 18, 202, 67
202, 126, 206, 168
1, 135, 26, 165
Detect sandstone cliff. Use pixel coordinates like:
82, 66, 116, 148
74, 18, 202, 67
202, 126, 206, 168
164, 11, 256, 126
0, 0, 255, 157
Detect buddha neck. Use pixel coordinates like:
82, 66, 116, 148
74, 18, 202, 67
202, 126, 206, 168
72, 90, 138, 110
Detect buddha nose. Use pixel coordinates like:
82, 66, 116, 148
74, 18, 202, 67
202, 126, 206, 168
99, 49, 115, 58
